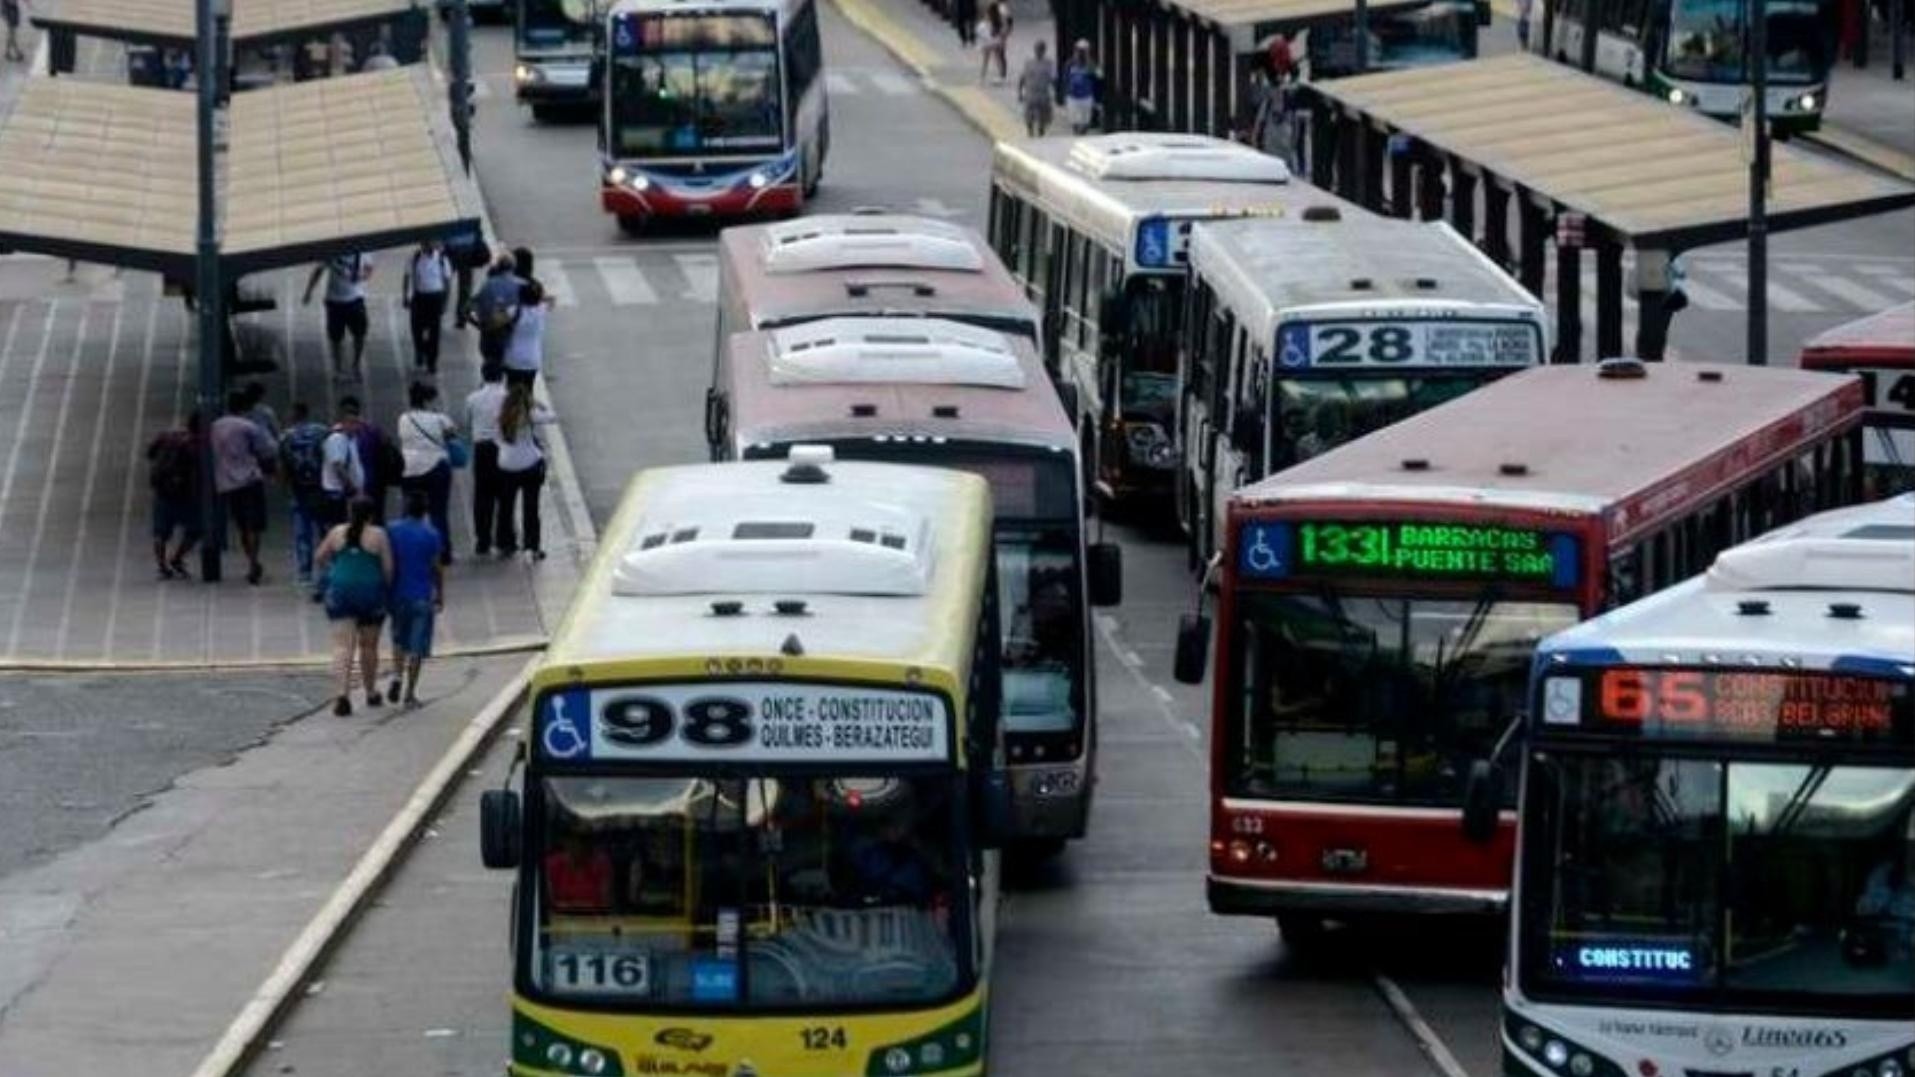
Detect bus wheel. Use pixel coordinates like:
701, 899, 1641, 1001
530, 105, 561, 124
1276, 913, 1327, 950
802, 149, 822, 198
616, 214, 647, 238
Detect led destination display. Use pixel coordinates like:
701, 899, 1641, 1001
1541, 668, 1913, 743
1236, 519, 1581, 587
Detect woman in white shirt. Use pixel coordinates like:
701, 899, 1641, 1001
494, 382, 556, 560
503, 279, 551, 389
397, 381, 461, 564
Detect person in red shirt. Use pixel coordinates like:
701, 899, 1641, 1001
544, 833, 614, 913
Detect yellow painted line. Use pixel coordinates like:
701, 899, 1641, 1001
937, 83, 1028, 144
1804, 124, 1915, 183
831, 0, 943, 76
0, 634, 548, 674
189, 658, 536, 1077
1487, 0, 1519, 19
828, 0, 1024, 144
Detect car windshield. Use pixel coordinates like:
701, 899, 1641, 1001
519, 0, 596, 49
1523, 756, 1915, 1018
1270, 376, 1490, 472
1667, 0, 1824, 83
1226, 591, 1579, 804
998, 530, 1084, 736
529, 774, 967, 1009
609, 15, 783, 158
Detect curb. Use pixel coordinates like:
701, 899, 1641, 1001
186, 658, 537, 1077
830, 0, 1025, 144
0, 634, 548, 675
1802, 125, 1915, 182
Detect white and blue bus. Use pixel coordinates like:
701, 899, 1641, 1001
1474, 495, 1915, 1077
598, 0, 826, 232
515, 0, 602, 120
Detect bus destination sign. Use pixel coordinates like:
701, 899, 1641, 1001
537, 682, 952, 764
1276, 320, 1540, 370
1237, 519, 1581, 588
1541, 669, 1914, 744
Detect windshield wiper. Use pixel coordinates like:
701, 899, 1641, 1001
1769, 765, 1831, 836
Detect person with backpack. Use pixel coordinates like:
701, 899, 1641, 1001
303, 251, 375, 381
211, 390, 279, 586
398, 381, 460, 565
472, 251, 523, 368
331, 396, 400, 522
318, 401, 367, 531
279, 402, 332, 585
464, 364, 508, 556
148, 413, 204, 581
402, 238, 453, 374
314, 496, 393, 717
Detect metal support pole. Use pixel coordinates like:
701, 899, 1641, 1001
195, 0, 226, 583
1354, 0, 1369, 72
1192, 22, 1212, 135
1151, 12, 1171, 133
1336, 114, 1359, 200
1894, 0, 1906, 84
1596, 237, 1624, 358
1483, 183, 1511, 269
1451, 165, 1476, 242
1518, 197, 1548, 297
450, 0, 473, 171
1388, 138, 1413, 218
1747, 0, 1769, 364
1359, 126, 1385, 211
1415, 150, 1444, 220
1554, 238, 1582, 364
1578, 0, 1597, 71
1170, 17, 1190, 131
1110, 4, 1129, 130
1211, 32, 1231, 137
1054, 0, 1071, 81
1634, 249, 1676, 362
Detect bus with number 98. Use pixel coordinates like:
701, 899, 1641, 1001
479, 453, 1010, 1077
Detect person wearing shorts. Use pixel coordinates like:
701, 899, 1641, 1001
210, 390, 278, 585
385, 490, 445, 708
315, 497, 392, 717
304, 252, 373, 381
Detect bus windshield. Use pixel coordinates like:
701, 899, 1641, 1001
1271, 376, 1486, 471
999, 530, 1083, 736
531, 773, 967, 1010
1120, 275, 1183, 420
1227, 591, 1578, 804
609, 14, 784, 158
521, 0, 596, 50
1523, 756, 1915, 1018
1666, 0, 1826, 84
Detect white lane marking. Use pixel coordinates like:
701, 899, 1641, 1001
593, 257, 658, 306
824, 71, 857, 95
913, 197, 963, 218
0, 302, 61, 558
1374, 973, 1477, 1077
1092, 612, 1205, 758
542, 259, 578, 307
869, 71, 916, 95
53, 302, 125, 657
1676, 273, 1743, 311
1778, 264, 1900, 310
1855, 265, 1915, 296
8, 303, 93, 656
673, 252, 717, 303
1713, 264, 1823, 312
100, 299, 162, 654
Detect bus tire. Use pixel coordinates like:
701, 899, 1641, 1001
616, 214, 647, 238
529, 105, 560, 124
1276, 913, 1327, 950
802, 147, 822, 198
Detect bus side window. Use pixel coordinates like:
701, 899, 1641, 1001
1071, 234, 1093, 350
1085, 242, 1108, 351
1184, 281, 1213, 405
1209, 309, 1235, 431
782, 0, 820, 115
1648, 529, 1673, 591
1607, 547, 1643, 608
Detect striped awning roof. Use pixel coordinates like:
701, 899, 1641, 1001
32, 0, 420, 48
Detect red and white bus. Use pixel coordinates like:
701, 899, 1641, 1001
598, 0, 826, 231
1172, 359, 1867, 943
1800, 301, 1915, 498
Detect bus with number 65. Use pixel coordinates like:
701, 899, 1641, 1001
479, 454, 1008, 1077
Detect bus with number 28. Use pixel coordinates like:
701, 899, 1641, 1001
480, 454, 1009, 1077
1174, 359, 1866, 946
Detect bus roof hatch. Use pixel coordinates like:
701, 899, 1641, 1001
765, 316, 1026, 388
1067, 132, 1291, 184
760, 214, 985, 274
1706, 495, 1915, 595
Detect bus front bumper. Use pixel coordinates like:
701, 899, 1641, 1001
602, 176, 800, 221
1207, 874, 1507, 918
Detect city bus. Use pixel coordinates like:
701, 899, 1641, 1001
714, 214, 1042, 350
516, 0, 602, 120
1172, 359, 1867, 945
598, 0, 826, 233
1532, 0, 1832, 134
478, 454, 1008, 1077
988, 133, 1296, 507
1801, 302, 1915, 498
1177, 211, 1545, 572
709, 318, 1123, 849
1488, 494, 1914, 1077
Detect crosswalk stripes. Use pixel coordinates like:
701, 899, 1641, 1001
1673, 272, 1742, 311
867, 71, 918, 95
1710, 264, 1822, 313
825, 71, 857, 95
674, 253, 718, 303
1855, 265, 1915, 296
825, 68, 923, 97
543, 260, 579, 307
593, 257, 658, 306
1780, 263, 1901, 309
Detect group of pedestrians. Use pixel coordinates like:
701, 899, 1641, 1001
1016, 39, 1101, 137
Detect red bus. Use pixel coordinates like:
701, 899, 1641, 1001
1799, 301, 1915, 498
1172, 359, 1866, 944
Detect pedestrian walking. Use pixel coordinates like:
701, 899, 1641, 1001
953, 0, 976, 47
318, 399, 366, 530
241, 380, 280, 441
329, 396, 399, 521
385, 490, 445, 709
279, 402, 332, 585
471, 251, 522, 368
1515, 0, 1533, 50
302, 251, 374, 381
1064, 40, 1100, 134
503, 279, 551, 389
449, 232, 489, 331
359, 37, 399, 71
980, 0, 1012, 83
1266, 33, 1295, 85
398, 381, 460, 565
147, 413, 204, 581
3, 0, 28, 63
211, 390, 278, 585
315, 496, 393, 717
1017, 41, 1056, 136
402, 238, 453, 374
494, 382, 555, 560
465, 364, 507, 556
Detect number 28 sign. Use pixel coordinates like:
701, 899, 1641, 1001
1276, 320, 1539, 370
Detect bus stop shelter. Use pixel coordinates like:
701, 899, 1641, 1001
1299, 53, 1915, 362
0, 66, 480, 319
1052, 0, 1423, 135
32, 0, 428, 75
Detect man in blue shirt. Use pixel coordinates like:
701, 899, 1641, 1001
386, 490, 445, 708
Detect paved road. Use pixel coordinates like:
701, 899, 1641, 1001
241, 4, 1915, 1076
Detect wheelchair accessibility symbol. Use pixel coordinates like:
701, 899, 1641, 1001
1238, 524, 1287, 578
1277, 325, 1311, 369
1542, 677, 1582, 725
541, 691, 591, 760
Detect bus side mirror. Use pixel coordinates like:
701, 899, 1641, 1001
703, 387, 727, 459
1173, 613, 1211, 685
480, 789, 522, 869
1088, 542, 1122, 607
976, 770, 1016, 850
1461, 760, 1499, 845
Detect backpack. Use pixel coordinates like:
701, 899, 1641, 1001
352, 423, 405, 488
150, 431, 196, 499
471, 273, 522, 333
281, 423, 328, 495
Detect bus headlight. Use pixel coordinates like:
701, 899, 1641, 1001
1666, 88, 1686, 105
1543, 1039, 1569, 1068
545, 1043, 575, 1068
1518, 1025, 1545, 1052
747, 170, 772, 189
1122, 422, 1175, 468
515, 63, 543, 85
1569, 1053, 1595, 1076
578, 1048, 609, 1075
1795, 91, 1817, 112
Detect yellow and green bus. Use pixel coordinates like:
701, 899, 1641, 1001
480, 450, 1007, 1077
